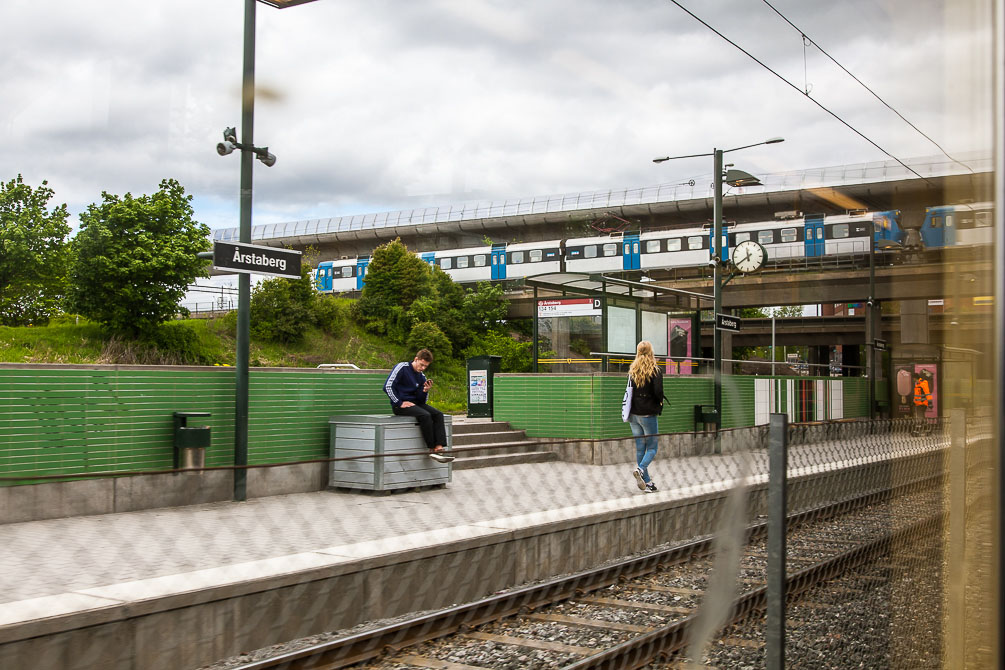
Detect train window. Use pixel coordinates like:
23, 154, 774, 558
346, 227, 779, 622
687, 236, 704, 249
645, 240, 661, 253
457, 256, 469, 268
584, 245, 598, 258
758, 230, 774, 244
831, 224, 849, 239
734, 232, 751, 243
342, 267, 353, 277
976, 211, 991, 227
529, 250, 543, 262
602, 243, 618, 256
930, 215, 943, 229
511, 251, 525, 264
959, 214, 973, 228
473, 255, 487, 267
781, 228, 798, 242
666, 238, 682, 252
441, 258, 452, 270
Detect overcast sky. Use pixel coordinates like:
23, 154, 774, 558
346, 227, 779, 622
3, 0, 993, 233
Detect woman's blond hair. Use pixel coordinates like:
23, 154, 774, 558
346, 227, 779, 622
629, 340, 658, 386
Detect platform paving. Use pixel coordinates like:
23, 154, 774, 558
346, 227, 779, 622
0, 433, 941, 611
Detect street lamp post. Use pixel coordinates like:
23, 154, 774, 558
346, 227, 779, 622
218, 0, 320, 502
654, 138, 784, 437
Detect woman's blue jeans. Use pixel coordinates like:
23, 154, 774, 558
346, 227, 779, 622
628, 414, 659, 483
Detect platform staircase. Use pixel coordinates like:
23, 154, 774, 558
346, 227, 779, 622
449, 417, 559, 470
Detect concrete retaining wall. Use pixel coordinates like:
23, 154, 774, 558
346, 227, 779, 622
0, 463, 328, 524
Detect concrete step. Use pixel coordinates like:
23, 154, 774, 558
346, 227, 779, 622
449, 440, 542, 456
452, 430, 529, 446
451, 450, 561, 470
451, 419, 513, 435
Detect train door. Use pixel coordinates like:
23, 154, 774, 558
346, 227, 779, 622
491, 245, 507, 280
921, 206, 955, 248
622, 234, 640, 270
315, 263, 332, 292
355, 257, 370, 290
804, 215, 825, 257
707, 225, 729, 263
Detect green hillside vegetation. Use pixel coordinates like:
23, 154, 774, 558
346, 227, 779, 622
0, 308, 479, 412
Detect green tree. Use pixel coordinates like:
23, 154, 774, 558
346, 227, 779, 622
463, 281, 508, 331
769, 305, 804, 317
68, 179, 210, 337
407, 321, 452, 360
461, 330, 532, 372
354, 239, 432, 336
250, 263, 317, 343
0, 175, 72, 325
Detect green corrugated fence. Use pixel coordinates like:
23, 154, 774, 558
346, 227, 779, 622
494, 373, 872, 440
0, 366, 389, 484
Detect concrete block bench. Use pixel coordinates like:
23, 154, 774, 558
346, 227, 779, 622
328, 414, 453, 492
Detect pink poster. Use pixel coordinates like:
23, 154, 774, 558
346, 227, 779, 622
668, 318, 693, 375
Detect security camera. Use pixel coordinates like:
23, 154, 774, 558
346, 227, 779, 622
216, 141, 236, 156
222, 127, 237, 144
257, 149, 276, 167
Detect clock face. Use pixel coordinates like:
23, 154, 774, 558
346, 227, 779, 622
731, 240, 766, 273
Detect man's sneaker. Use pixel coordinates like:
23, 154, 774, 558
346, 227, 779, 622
632, 468, 646, 491
429, 451, 455, 463
645, 481, 658, 493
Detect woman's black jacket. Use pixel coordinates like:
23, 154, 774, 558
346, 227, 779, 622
629, 369, 664, 416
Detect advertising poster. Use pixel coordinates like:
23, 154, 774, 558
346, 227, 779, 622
667, 318, 693, 375
469, 369, 488, 404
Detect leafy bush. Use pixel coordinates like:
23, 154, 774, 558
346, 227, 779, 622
312, 295, 350, 335
151, 320, 225, 365
461, 330, 532, 372
407, 321, 452, 360
250, 265, 316, 344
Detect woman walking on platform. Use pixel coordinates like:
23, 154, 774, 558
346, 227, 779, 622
626, 341, 664, 492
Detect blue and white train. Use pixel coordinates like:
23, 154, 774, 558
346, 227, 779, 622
314, 203, 990, 293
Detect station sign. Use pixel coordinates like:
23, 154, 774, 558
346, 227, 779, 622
874, 338, 888, 351
537, 298, 602, 318
715, 313, 742, 332
212, 241, 302, 279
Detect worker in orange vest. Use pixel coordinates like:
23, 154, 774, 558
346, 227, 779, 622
912, 371, 933, 435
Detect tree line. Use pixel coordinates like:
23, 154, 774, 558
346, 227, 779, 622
1, 174, 525, 368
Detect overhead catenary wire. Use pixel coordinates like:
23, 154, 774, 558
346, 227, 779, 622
665, 0, 934, 186
759, 0, 974, 174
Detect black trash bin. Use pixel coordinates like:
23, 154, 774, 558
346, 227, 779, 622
693, 405, 719, 431
466, 355, 501, 418
173, 411, 211, 470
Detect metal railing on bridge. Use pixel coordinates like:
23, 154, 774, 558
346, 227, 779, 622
212, 153, 990, 243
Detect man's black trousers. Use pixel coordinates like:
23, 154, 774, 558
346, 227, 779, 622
391, 403, 447, 449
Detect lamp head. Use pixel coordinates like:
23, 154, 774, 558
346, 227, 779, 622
216, 141, 236, 156
652, 156, 670, 163
222, 127, 237, 144
724, 168, 762, 187
257, 149, 277, 167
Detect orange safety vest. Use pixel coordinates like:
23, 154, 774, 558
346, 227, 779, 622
913, 378, 932, 407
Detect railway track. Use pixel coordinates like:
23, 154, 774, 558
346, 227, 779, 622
223, 474, 942, 670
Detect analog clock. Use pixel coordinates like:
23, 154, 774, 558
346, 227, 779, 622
731, 240, 766, 273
